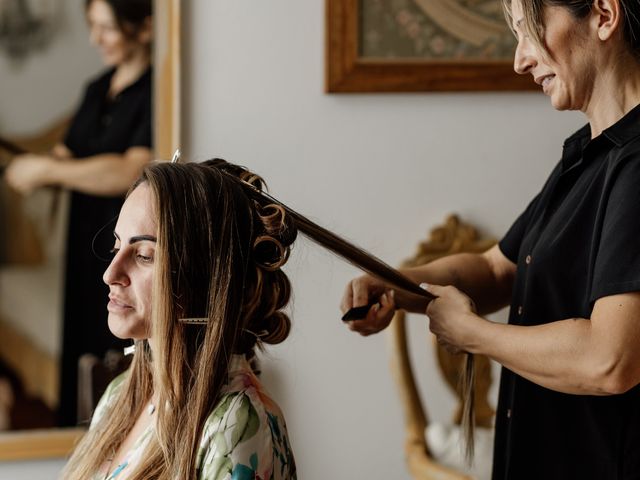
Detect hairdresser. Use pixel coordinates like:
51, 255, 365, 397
341, 1, 640, 478
5, 0, 152, 426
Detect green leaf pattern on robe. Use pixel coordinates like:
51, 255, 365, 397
90, 355, 296, 480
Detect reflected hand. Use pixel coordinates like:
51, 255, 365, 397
423, 283, 479, 354
340, 274, 396, 336
4, 154, 56, 194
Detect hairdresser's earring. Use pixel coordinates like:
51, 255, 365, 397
171, 148, 182, 164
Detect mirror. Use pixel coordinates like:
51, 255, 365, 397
0, 0, 180, 460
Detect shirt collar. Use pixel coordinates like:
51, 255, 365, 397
561, 124, 590, 173
601, 102, 640, 147
559, 102, 640, 173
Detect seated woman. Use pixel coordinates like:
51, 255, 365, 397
63, 158, 421, 479
62, 159, 297, 479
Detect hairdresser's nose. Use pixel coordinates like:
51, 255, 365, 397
89, 25, 101, 47
513, 36, 537, 75
103, 250, 130, 287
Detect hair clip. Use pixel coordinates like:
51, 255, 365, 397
123, 344, 136, 356
178, 317, 208, 325
171, 148, 182, 164
243, 328, 268, 339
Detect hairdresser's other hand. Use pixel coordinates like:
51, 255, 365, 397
341, 274, 396, 336
423, 283, 479, 354
5, 154, 56, 194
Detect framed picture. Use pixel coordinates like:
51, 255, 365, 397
326, 0, 537, 92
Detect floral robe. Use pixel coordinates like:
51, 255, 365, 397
91, 355, 296, 479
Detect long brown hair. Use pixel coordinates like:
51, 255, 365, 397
63, 160, 294, 479
62, 158, 474, 478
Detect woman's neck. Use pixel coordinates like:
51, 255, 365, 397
585, 55, 640, 138
110, 50, 151, 97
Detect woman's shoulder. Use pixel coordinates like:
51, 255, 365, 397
196, 357, 296, 479
90, 370, 129, 429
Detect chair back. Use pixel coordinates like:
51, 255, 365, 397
77, 350, 132, 425
388, 215, 496, 479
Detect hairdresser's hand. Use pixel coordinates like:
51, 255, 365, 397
5, 154, 56, 194
423, 283, 480, 354
341, 274, 396, 336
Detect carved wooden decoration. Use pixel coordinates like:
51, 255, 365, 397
388, 214, 496, 479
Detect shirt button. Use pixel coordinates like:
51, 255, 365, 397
517, 306, 523, 315
507, 408, 512, 418
525, 255, 532, 264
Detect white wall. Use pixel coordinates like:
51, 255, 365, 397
0, 0, 103, 136
184, 1, 584, 479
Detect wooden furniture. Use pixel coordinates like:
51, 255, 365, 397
389, 215, 496, 479
77, 351, 132, 425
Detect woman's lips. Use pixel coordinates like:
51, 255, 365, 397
535, 74, 555, 94
108, 296, 133, 312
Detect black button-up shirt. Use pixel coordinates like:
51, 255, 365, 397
494, 104, 640, 479
57, 68, 152, 426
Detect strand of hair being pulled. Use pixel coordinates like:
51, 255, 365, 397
236, 175, 477, 463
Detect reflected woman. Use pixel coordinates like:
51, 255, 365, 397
5, 0, 153, 426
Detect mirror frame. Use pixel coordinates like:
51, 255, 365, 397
0, 0, 181, 461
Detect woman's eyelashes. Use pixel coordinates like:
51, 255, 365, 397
108, 245, 154, 264
135, 251, 154, 264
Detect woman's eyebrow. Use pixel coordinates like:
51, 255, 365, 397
111, 232, 157, 244
130, 235, 157, 244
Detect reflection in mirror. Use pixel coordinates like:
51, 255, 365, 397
0, 0, 154, 432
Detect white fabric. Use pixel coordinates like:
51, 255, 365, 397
425, 423, 494, 480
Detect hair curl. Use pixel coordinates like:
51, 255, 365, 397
200, 160, 296, 353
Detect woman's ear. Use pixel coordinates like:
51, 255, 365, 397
592, 0, 622, 42
137, 16, 153, 45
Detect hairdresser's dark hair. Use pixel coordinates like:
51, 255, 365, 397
85, 0, 152, 36
503, 0, 640, 62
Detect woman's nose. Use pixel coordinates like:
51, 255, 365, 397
513, 39, 537, 75
103, 251, 129, 286
89, 26, 101, 47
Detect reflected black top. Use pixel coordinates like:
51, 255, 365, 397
64, 67, 152, 156
494, 104, 640, 479
58, 67, 152, 427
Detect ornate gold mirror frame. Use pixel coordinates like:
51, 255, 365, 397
0, 0, 181, 461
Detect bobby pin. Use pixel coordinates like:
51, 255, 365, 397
178, 317, 208, 324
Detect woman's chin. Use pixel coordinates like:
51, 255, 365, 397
101, 53, 121, 67
107, 315, 147, 340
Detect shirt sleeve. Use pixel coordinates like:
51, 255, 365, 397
197, 391, 296, 480
499, 191, 542, 263
590, 156, 640, 302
